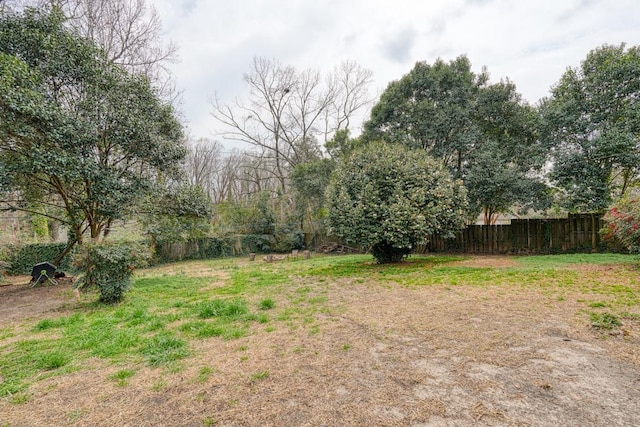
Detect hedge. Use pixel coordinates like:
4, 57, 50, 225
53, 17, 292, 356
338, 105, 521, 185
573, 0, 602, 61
4, 243, 73, 275
151, 237, 233, 264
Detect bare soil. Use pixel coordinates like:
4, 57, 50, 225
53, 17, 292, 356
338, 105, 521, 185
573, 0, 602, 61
1, 257, 640, 426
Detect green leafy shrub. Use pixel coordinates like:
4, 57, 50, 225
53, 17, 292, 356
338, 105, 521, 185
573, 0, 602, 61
195, 237, 232, 259
5, 243, 72, 275
150, 237, 233, 264
273, 227, 304, 253
142, 185, 213, 245
325, 142, 468, 263
0, 260, 7, 284
241, 234, 274, 254
602, 198, 640, 253
74, 241, 151, 303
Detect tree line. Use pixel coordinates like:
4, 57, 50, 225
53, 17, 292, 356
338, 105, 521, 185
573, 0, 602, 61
190, 44, 640, 245
1, 1, 639, 286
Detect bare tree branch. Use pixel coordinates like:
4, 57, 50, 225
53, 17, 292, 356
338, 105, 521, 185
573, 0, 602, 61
211, 56, 373, 194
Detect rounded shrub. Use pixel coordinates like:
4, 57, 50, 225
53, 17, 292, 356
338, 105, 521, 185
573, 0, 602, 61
74, 241, 151, 303
325, 142, 468, 263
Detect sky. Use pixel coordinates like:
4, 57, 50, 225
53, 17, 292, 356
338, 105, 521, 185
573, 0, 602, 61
149, 0, 640, 146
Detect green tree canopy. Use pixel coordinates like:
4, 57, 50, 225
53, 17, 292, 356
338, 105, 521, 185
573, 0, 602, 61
362, 56, 485, 173
541, 43, 640, 211
465, 140, 549, 224
0, 7, 185, 254
290, 158, 335, 235
141, 184, 214, 245
361, 55, 545, 221
325, 142, 467, 263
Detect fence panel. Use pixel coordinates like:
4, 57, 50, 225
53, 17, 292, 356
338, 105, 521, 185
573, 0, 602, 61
426, 213, 606, 254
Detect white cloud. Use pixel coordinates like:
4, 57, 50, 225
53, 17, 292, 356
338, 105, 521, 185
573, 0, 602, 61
149, 0, 640, 142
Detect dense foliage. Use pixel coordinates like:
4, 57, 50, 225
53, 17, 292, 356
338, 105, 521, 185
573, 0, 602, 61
141, 184, 214, 245
4, 243, 72, 275
464, 140, 550, 224
74, 241, 151, 303
325, 142, 467, 263
0, 8, 185, 250
602, 198, 640, 254
0, 7, 187, 302
542, 44, 640, 211
290, 158, 335, 235
361, 56, 546, 222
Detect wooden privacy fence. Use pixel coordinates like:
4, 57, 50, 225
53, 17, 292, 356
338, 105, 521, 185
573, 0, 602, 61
425, 213, 606, 254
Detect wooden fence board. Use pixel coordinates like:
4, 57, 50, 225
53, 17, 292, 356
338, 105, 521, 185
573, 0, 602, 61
425, 213, 606, 254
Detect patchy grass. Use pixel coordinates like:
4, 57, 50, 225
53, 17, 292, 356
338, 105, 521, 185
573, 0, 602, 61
513, 253, 635, 269
141, 332, 189, 366
1, 252, 638, 405
259, 298, 275, 310
248, 370, 270, 382
109, 369, 136, 387
590, 312, 623, 330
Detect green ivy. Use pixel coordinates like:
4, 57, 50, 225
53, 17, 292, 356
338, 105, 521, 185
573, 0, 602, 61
194, 237, 232, 259
150, 237, 233, 264
5, 243, 72, 275
240, 235, 274, 254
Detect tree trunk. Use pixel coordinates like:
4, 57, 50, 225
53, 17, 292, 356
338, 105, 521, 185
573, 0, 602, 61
54, 236, 78, 267
48, 219, 60, 241
591, 212, 598, 251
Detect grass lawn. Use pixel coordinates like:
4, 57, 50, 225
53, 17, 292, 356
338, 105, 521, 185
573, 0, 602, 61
1, 253, 639, 426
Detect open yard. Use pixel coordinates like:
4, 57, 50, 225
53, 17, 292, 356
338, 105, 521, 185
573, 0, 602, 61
1, 253, 639, 426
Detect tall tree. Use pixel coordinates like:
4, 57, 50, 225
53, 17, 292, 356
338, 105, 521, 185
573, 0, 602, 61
184, 137, 224, 201
464, 141, 549, 224
0, 7, 185, 255
541, 43, 640, 211
290, 158, 335, 234
362, 56, 486, 174
211, 57, 372, 193
4, 0, 178, 95
467, 81, 549, 223
362, 56, 546, 222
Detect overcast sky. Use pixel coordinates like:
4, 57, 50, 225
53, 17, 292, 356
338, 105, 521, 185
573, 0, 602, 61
149, 0, 640, 146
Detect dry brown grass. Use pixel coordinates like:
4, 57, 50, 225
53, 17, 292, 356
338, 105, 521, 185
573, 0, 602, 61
1, 256, 639, 426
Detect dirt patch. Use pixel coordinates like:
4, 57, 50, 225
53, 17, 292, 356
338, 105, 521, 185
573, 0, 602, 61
1, 259, 640, 426
0, 276, 77, 325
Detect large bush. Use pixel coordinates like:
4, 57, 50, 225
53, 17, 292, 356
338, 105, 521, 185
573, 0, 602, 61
602, 198, 640, 253
325, 142, 467, 263
74, 241, 151, 303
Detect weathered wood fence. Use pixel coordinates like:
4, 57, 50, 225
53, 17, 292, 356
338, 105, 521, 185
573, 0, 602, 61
424, 213, 607, 254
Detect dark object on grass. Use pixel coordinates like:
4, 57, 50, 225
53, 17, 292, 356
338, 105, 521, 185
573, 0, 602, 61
30, 262, 58, 286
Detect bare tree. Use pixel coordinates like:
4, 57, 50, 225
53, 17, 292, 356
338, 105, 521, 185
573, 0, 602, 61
324, 60, 374, 140
211, 57, 373, 193
184, 137, 223, 199
4, 0, 178, 94
183, 139, 286, 205
66, 0, 177, 85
